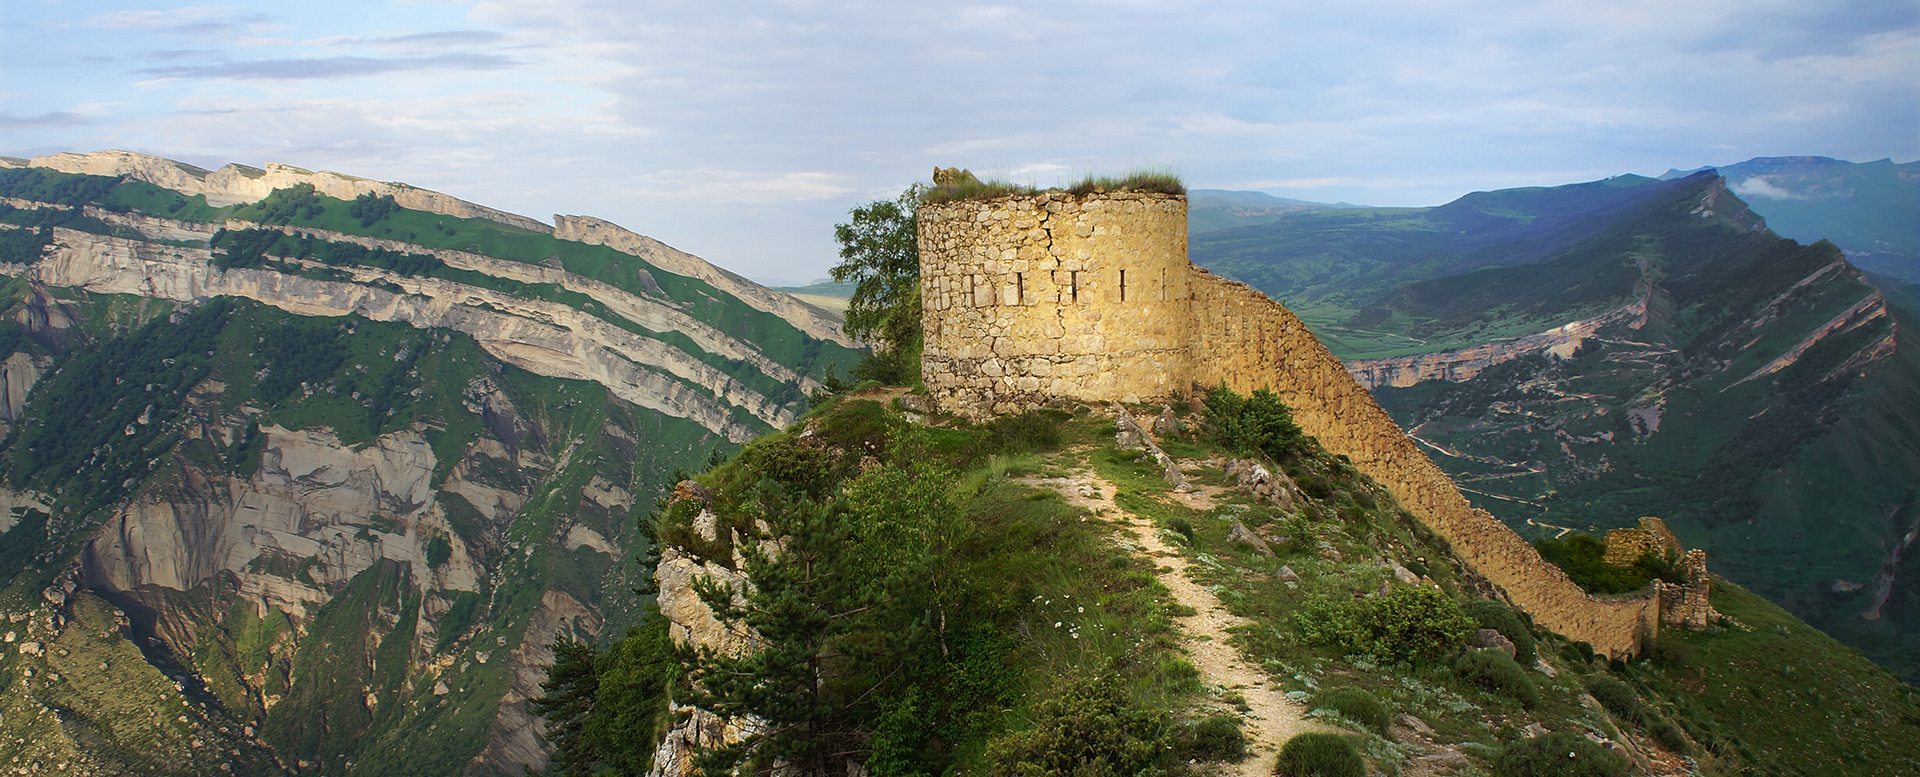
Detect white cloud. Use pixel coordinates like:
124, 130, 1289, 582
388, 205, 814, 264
8, 0, 1915, 281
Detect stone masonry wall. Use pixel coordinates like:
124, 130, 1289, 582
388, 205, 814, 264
919, 191, 1192, 417
1604, 517, 1682, 567
1186, 269, 1660, 658
920, 191, 1662, 657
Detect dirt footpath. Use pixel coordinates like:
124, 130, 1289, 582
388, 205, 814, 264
1032, 470, 1321, 775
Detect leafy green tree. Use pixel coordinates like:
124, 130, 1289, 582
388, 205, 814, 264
830, 186, 924, 383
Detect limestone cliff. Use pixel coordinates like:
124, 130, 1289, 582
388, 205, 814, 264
553, 215, 853, 348
3, 150, 849, 349
0, 154, 863, 776
12, 228, 776, 441
12, 150, 549, 232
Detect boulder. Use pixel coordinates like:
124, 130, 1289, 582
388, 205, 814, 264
1227, 522, 1275, 557
1477, 628, 1517, 658
1152, 407, 1182, 437
1278, 565, 1301, 583
1398, 714, 1437, 737
1392, 565, 1421, 586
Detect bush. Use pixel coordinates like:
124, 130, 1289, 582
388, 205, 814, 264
1179, 715, 1248, 762
425, 534, 452, 569
1583, 676, 1637, 720
1205, 384, 1306, 462
1313, 687, 1389, 735
1166, 515, 1196, 545
1292, 586, 1476, 664
1645, 633, 1696, 668
1649, 718, 1690, 754
1455, 649, 1538, 707
987, 673, 1171, 776
977, 410, 1066, 455
1462, 600, 1536, 664
1275, 733, 1364, 777
1492, 732, 1627, 777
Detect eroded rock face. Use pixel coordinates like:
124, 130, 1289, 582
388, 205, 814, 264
21, 150, 550, 232
83, 425, 444, 615
0, 351, 50, 422
471, 590, 603, 777
14, 228, 772, 441
646, 480, 775, 777
553, 215, 853, 348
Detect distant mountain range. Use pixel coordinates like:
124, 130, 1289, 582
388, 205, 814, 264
1187, 189, 1366, 234
1190, 162, 1920, 682
1662, 157, 1919, 283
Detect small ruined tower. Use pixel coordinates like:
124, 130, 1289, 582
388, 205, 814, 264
917, 181, 1192, 417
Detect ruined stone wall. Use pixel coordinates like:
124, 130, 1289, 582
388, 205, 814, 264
1657, 550, 1720, 631
1604, 517, 1682, 567
918, 191, 1192, 417
1184, 269, 1659, 657
920, 192, 1663, 657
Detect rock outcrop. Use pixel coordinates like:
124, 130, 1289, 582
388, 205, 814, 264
554, 215, 853, 348
11, 228, 779, 441
15, 150, 550, 232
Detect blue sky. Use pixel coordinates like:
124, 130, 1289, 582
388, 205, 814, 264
3, 1, 1915, 284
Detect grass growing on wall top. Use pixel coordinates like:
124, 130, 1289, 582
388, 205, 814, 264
920, 169, 1186, 204
1067, 170, 1186, 196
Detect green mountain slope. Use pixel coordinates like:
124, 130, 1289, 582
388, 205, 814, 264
1356, 178, 1920, 682
1189, 174, 1696, 358
591, 386, 1920, 776
1662, 156, 1920, 283
0, 151, 861, 775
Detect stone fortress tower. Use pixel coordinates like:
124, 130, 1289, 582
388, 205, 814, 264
917, 174, 1716, 657
918, 188, 1193, 415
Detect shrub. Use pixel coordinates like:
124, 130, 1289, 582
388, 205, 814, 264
1313, 687, 1389, 735
1179, 715, 1247, 762
1205, 384, 1306, 462
1167, 515, 1196, 545
740, 436, 834, 493
1462, 600, 1536, 664
1583, 676, 1637, 720
977, 410, 1065, 455
987, 673, 1171, 776
1533, 533, 1676, 594
1292, 586, 1476, 664
1645, 633, 1696, 668
1649, 718, 1690, 754
1455, 649, 1538, 707
1275, 733, 1364, 777
1492, 732, 1627, 777
425, 534, 452, 569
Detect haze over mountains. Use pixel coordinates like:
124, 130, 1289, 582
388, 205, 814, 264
1190, 157, 1920, 681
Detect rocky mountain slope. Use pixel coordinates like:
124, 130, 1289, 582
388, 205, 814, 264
1192, 171, 1920, 682
0, 151, 860, 775
1661, 156, 1920, 283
